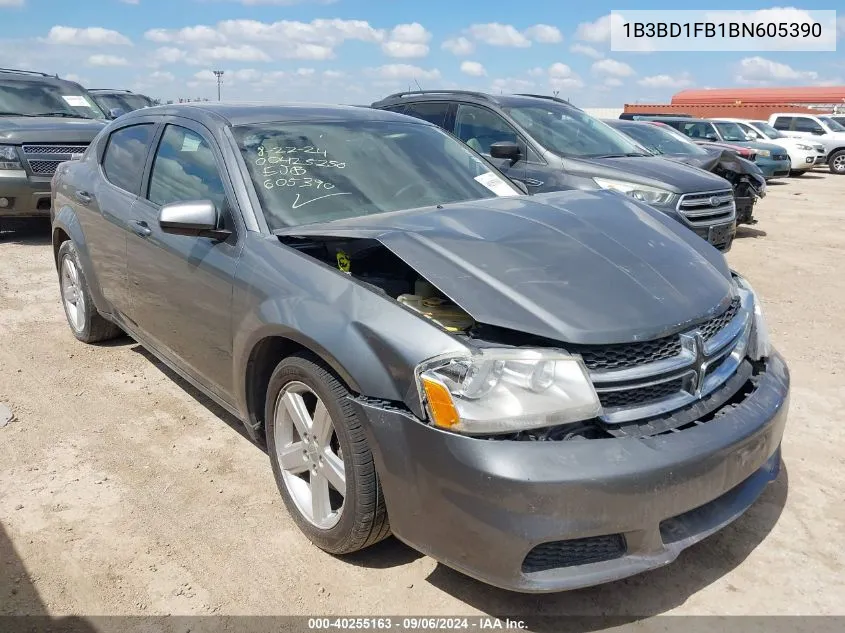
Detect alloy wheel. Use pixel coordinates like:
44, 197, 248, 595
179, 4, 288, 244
273, 381, 346, 529
60, 255, 85, 333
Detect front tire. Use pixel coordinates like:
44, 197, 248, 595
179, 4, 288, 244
57, 241, 122, 343
829, 150, 845, 175
265, 353, 390, 554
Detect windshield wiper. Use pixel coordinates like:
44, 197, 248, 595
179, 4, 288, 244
29, 112, 89, 119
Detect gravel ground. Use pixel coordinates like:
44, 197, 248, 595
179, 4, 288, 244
1, 171, 843, 627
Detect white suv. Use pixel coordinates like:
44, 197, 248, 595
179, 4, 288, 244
768, 113, 845, 174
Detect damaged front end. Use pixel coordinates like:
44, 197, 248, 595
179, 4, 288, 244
275, 194, 771, 445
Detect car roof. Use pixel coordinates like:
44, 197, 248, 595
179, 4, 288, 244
0, 69, 80, 88
118, 102, 422, 128
371, 90, 577, 110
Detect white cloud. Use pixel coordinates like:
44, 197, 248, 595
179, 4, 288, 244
145, 25, 224, 45
63, 73, 89, 84
119, 0, 139, 4
570, 43, 603, 59
638, 73, 694, 88
527, 67, 545, 77
591, 58, 635, 77
548, 63, 585, 90
734, 56, 818, 84
460, 61, 486, 77
152, 47, 186, 64
442, 36, 474, 56
839, 16, 845, 38
322, 70, 345, 79
524, 24, 563, 44
0, 0, 25, 6
368, 64, 441, 81
381, 23, 431, 58
149, 70, 175, 82
575, 13, 623, 43
87, 54, 129, 66
47, 26, 132, 46
603, 77, 623, 88
466, 23, 531, 47
490, 77, 535, 93
191, 45, 272, 63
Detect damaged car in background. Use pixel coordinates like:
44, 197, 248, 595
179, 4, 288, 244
605, 119, 767, 225
51, 104, 789, 593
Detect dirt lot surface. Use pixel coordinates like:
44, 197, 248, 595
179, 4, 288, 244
1, 171, 843, 627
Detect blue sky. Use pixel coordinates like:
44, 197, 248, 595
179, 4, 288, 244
1, 1, 843, 106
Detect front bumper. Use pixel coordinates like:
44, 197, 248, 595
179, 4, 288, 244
756, 158, 791, 179
355, 352, 789, 593
788, 150, 818, 172
0, 171, 52, 218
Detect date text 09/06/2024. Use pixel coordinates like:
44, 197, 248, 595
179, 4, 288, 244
307, 617, 528, 630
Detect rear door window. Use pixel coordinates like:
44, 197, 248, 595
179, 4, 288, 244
402, 102, 452, 129
772, 116, 793, 131
101, 123, 155, 194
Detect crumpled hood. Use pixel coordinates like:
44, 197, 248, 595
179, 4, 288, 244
0, 117, 106, 143
565, 155, 731, 194
276, 190, 734, 345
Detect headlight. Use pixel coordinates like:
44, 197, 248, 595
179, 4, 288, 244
757, 149, 771, 158
733, 274, 771, 360
0, 145, 22, 170
593, 177, 674, 205
416, 348, 601, 435
796, 143, 813, 151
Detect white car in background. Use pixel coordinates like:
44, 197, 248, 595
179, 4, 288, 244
714, 118, 822, 176
768, 113, 845, 175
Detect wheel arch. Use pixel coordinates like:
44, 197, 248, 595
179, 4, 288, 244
51, 206, 110, 312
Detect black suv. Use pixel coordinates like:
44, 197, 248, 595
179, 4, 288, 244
0, 68, 107, 231
372, 91, 738, 251
88, 89, 155, 119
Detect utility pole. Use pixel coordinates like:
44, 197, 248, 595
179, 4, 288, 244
213, 70, 224, 101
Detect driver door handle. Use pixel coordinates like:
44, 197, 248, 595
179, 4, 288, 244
130, 219, 152, 238
74, 191, 92, 205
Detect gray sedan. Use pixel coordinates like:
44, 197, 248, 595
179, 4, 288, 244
51, 103, 788, 592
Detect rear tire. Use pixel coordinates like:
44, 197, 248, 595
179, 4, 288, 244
265, 352, 390, 555
829, 150, 845, 175
57, 240, 123, 343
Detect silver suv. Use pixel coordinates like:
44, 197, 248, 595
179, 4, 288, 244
769, 112, 845, 174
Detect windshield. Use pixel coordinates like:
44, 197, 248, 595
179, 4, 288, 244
0, 79, 106, 119
235, 120, 522, 230
617, 123, 709, 156
93, 93, 154, 114
502, 103, 647, 158
820, 116, 845, 132
749, 121, 784, 139
712, 121, 749, 142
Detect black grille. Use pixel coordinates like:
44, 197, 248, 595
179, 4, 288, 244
22, 144, 88, 155
773, 153, 788, 161
698, 299, 740, 342
523, 535, 626, 573
27, 160, 62, 175
573, 335, 681, 372
598, 378, 684, 410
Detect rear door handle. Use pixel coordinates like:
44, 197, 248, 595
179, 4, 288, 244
130, 219, 152, 238
74, 191, 92, 205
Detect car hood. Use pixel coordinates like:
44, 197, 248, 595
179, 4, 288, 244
740, 140, 786, 154
564, 155, 731, 194
0, 117, 106, 143
275, 190, 734, 345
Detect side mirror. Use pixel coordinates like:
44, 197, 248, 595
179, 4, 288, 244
159, 200, 230, 239
812, 128, 825, 135
489, 141, 521, 162
108, 107, 127, 119
705, 134, 719, 142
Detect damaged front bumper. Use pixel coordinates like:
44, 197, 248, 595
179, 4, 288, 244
352, 351, 789, 593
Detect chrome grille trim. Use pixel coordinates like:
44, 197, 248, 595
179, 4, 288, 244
22, 144, 89, 176
584, 292, 752, 424
676, 189, 736, 226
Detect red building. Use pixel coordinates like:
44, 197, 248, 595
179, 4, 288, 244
624, 86, 845, 119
